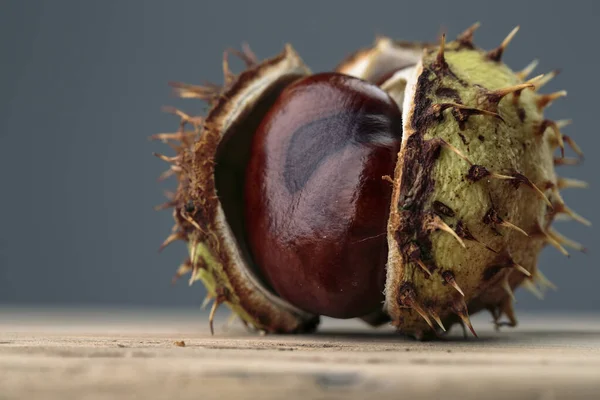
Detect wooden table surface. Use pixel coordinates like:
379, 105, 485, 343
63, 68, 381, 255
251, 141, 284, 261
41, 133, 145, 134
1, 307, 600, 399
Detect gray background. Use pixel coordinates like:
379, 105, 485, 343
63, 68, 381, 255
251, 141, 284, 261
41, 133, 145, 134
0, 0, 597, 311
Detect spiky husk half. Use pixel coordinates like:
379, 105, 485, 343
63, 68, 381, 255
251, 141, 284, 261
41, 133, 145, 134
154, 45, 320, 334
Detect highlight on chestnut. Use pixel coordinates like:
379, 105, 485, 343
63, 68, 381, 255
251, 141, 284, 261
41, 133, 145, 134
152, 23, 589, 339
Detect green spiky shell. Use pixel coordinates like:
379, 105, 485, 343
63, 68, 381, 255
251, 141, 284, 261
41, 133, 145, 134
154, 25, 587, 339
384, 34, 574, 338
155, 45, 320, 333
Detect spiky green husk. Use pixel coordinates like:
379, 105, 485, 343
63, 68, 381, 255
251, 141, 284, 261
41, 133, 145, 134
384, 29, 583, 338
154, 25, 587, 339
154, 45, 319, 334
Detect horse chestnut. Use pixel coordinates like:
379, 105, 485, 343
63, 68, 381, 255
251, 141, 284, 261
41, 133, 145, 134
244, 73, 402, 318
154, 27, 588, 339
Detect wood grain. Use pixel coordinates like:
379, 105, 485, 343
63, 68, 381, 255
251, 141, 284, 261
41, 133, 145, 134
1, 308, 599, 399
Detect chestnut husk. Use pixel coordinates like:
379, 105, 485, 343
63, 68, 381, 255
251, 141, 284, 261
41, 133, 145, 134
155, 45, 319, 333
153, 25, 588, 339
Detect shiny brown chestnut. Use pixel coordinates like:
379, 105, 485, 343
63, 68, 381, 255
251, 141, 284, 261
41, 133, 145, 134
244, 72, 403, 318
